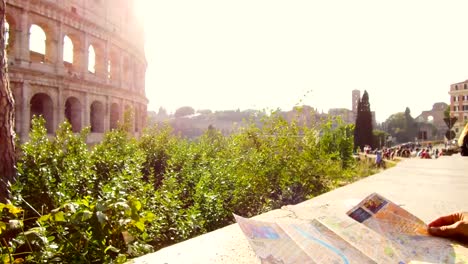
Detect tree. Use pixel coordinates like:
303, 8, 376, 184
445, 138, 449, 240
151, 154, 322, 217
157, 106, 168, 117
404, 107, 418, 142
384, 107, 417, 144
0, 1, 16, 201
373, 129, 389, 149
197, 109, 212, 115
385, 112, 406, 143
174, 106, 195, 118
444, 105, 451, 119
354, 90, 373, 150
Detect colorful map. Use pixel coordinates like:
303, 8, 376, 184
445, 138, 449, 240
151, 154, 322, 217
234, 215, 313, 263
235, 193, 468, 263
347, 193, 468, 264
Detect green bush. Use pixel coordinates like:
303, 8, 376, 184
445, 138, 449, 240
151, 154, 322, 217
2, 114, 379, 263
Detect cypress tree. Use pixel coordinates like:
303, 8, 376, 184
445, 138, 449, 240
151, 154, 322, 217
354, 90, 374, 150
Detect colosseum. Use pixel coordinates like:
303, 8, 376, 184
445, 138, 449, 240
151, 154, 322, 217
5, 0, 147, 143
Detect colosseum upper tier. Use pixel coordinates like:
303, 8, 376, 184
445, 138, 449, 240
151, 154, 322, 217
5, 0, 147, 143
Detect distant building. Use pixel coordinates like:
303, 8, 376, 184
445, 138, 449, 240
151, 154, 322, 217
328, 108, 354, 124
414, 102, 448, 141
352, 89, 360, 115
285, 105, 326, 127
6, 0, 148, 143
449, 81, 468, 137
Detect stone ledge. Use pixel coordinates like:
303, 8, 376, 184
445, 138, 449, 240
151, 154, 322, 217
131, 155, 468, 263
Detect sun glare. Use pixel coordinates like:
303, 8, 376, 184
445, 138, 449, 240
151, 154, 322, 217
133, 0, 149, 23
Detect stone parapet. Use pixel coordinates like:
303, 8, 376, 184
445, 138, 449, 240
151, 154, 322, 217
131, 155, 468, 263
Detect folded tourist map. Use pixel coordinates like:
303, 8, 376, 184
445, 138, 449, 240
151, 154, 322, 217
235, 193, 468, 263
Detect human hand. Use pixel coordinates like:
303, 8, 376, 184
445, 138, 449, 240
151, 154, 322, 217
428, 212, 468, 238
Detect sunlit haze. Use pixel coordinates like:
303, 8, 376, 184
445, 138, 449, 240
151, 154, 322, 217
134, 0, 468, 122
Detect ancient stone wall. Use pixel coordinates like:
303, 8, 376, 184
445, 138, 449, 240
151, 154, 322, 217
415, 102, 448, 141
5, 0, 147, 143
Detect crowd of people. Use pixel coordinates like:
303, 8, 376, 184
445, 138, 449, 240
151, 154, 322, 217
361, 143, 444, 167
358, 122, 468, 168
362, 124, 468, 241
360, 122, 468, 161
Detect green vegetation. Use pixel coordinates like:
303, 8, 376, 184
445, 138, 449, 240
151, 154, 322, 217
373, 129, 390, 149
1, 112, 379, 263
385, 107, 418, 144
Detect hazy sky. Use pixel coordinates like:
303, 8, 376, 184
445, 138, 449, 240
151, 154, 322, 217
135, 0, 468, 122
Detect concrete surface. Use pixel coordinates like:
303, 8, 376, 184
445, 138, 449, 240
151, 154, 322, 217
131, 155, 468, 264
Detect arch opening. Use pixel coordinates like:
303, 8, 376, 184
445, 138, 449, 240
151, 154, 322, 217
4, 20, 9, 48
90, 101, 104, 133
107, 59, 111, 79
124, 105, 133, 132
427, 115, 434, 123
29, 24, 46, 63
4, 16, 16, 53
88, 44, 96, 73
30, 93, 54, 132
108, 50, 119, 81
65, 97, 82, 132
110, 103, 120, 130
135, 108, 140, 132
63, 35, 74, 64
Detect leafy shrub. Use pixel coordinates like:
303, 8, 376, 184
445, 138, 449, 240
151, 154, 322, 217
2, 113, 379, 262
8, 117, 154, 263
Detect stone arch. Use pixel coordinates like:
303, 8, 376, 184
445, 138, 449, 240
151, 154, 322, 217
90, 101, 105, 133
87, 39, 105, 76
110, 103, 120, 130
65, 97, 82, 132
30, 93, 54, 132
124, 104, 132, 113
27, 14, 58, 63
62, 28, 84, 71
108, 48, 120, 81
427, 115, 434, 123
28, 12, 63, 63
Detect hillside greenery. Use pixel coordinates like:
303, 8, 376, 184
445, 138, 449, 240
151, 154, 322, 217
1, 112, 379, 263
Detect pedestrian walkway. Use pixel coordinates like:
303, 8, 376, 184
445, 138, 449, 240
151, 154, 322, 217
131, 155, 468, 264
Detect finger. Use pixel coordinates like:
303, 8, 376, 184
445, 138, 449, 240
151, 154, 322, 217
429, 225, 457, 237
428, 222, 468, 237
428, 214, 459, 228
